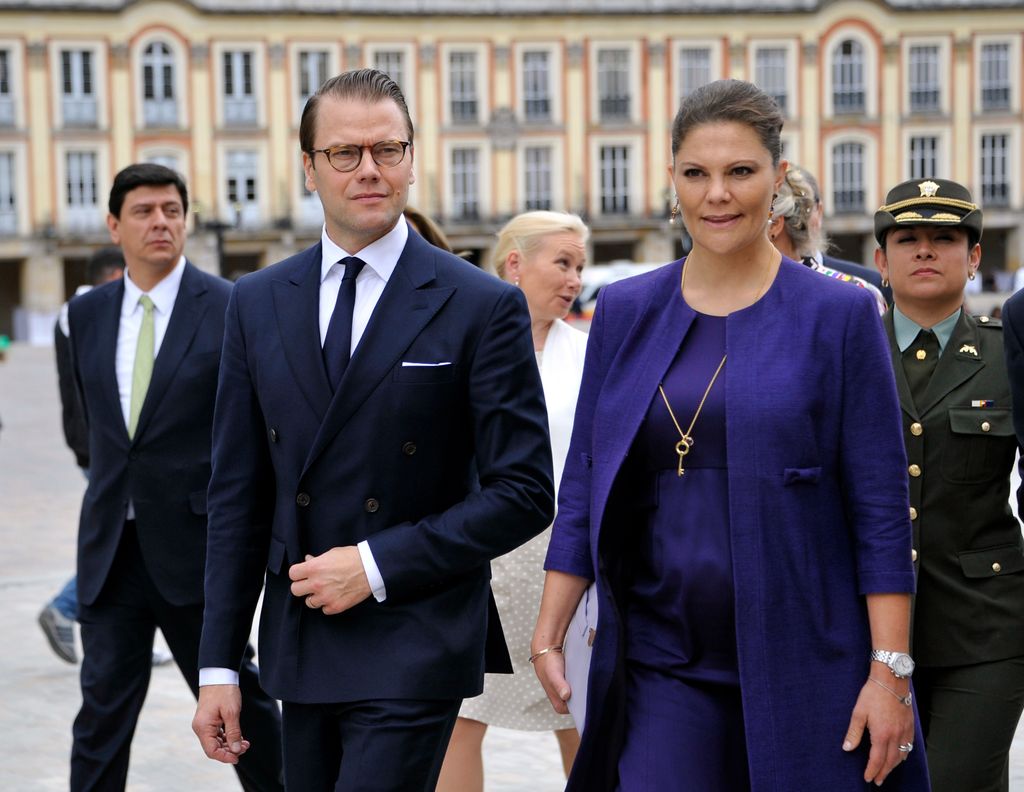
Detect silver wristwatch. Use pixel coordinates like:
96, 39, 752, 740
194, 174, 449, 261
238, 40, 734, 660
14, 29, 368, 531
871, 649, 915, 679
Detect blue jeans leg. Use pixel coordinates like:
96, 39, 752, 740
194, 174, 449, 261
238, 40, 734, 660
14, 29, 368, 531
51, 575, 78, 621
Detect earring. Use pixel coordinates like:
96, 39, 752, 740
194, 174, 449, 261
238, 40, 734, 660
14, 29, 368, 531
968, 271, 977, 281
768, 193, 777, 221
514, 276, 520, 287
669, 198, 680, 225
881, 277, 890, 288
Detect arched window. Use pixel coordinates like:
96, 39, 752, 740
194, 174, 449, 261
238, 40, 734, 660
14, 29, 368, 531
832, 141, 865, 213
142, 42, 177, 126
832, 39, 865, 115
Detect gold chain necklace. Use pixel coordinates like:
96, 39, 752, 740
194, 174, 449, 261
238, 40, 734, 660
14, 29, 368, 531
658, 355, 726, 477
656, 256, 772, 477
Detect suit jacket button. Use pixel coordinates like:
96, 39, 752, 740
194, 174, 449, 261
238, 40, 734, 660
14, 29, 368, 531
910, 422, 923, 436
296, 492, 310, 507
909, 506, 918, 521
911, 548, 918, 562
269, 428, 278, 443
402, 441, 417, 456
993, 561, 1003, 573
908, 464, 922, 477
364, 498, 380, 513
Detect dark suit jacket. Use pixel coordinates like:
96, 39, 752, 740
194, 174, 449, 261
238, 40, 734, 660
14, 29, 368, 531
199, 229, 554, 703
823, 252, 892, 303
69, 263, 232, 608
56, 314, 89, 468
886, 309, 1024, 667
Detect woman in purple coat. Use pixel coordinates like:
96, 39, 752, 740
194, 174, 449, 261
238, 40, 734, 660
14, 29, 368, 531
531, 80, 930, 791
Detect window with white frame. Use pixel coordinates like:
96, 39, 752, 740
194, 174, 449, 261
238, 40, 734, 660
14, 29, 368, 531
908, 136, 938, 180
754, 47, 788, 114
980, 42, 1011, 112
908, 45, 940, 114
373, 50, 406, 94
980, 133, 1010, 206
597, 48, 630, 121
832, 39, 865, 115
298, 50, 328, 116
678, 46, 712, 102
223, 50, 257, 126
523, 146, 552, 211
65, 151, 100, 230
142, 42, 177, 127
832, 141, 865, 214
0, 151, 15, 234
61, 49, 97, 126
145, 152, 180, 172
450, 147, 480, 220
0, 50, 13, 127
599, 144, 630, 214
449, 52, 479, 125
225, 149, 260, 226
522, 51, 551, 123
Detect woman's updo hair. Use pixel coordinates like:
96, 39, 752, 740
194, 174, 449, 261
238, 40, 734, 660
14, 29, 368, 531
773, 166, 827, 259
671, 79, 784, 165
491, 211, 589, 280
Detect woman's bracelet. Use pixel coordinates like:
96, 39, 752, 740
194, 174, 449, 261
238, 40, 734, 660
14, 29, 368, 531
868, 675, 913, 707
528, 645, 563, 664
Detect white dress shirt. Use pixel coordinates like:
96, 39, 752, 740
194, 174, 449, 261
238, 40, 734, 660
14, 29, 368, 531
118, 256, 186, 520
199, 223, 406, 688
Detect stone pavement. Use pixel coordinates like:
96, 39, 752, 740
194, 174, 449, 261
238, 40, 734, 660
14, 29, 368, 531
2, 342, 1024, 790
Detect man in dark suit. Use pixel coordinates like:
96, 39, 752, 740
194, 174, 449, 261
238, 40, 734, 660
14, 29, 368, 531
193, 69, 554, 791
68, 163, 283, 792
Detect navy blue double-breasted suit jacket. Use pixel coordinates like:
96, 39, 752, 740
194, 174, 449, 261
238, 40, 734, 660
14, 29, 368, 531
199, 229, 554, 704
69, 262, 232, 607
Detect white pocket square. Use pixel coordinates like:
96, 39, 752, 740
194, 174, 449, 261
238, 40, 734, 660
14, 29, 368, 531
401, 361, 452, 367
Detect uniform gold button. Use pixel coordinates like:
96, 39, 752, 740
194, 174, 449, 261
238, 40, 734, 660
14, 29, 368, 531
993, 562, 1002, 573
916, 349, 927, 360
909, 506, 918, 520
908, 464, 921, 477
980, 316, 991, 323
981, 421, 991, 432
912, 549, 918, 562
910, 422, 923, 436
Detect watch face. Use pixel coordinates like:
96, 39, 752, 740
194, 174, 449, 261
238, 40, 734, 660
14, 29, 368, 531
893, 654, 915, 676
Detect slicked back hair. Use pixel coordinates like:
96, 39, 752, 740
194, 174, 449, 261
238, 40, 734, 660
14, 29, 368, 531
671, 79, 784, 166
299, 68, 414, 154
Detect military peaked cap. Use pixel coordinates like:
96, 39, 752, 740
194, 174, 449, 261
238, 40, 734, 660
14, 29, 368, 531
874, 178, 983, 246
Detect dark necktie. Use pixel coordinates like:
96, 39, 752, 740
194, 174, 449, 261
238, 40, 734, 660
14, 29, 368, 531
902, 328, 940, 409
322, 256, 366, 390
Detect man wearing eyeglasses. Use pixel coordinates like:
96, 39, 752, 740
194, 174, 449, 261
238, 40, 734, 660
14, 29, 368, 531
193, 69, 554, 791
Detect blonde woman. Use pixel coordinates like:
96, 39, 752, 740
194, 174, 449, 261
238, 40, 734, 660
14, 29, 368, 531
768, 166, 886, 315
437, 211, 589, 791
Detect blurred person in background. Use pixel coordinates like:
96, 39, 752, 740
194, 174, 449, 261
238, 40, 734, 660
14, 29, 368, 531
768, 167, 886, 315
438, 210, 589, 791
877, 177, 1024, 792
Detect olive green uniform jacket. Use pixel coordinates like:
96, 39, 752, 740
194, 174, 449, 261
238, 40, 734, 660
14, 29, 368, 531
885, 309, 1024, 667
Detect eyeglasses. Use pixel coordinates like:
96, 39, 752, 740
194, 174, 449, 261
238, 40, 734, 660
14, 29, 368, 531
307, 140, 411, 173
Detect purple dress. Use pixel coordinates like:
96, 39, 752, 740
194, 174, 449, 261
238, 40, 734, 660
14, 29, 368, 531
616, 311, 751, 790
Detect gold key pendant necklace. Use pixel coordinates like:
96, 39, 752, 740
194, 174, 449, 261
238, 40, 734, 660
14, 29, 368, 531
658, 354, 726, 476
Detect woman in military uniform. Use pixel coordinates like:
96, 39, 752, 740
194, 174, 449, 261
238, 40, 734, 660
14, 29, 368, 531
875, 178, 1024, 792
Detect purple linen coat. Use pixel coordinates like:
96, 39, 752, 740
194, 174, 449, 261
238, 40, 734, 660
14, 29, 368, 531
545, 257, 930, 791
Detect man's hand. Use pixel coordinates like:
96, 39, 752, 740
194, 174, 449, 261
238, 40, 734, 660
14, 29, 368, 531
289, 546, 371, 615
193, 685, 249, 765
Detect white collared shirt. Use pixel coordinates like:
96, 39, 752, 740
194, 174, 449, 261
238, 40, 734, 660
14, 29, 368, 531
118, 256, 186, 521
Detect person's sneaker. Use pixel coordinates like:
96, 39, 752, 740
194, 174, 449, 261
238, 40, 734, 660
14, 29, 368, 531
38, 604, 77, 664
151, 648, 174, 667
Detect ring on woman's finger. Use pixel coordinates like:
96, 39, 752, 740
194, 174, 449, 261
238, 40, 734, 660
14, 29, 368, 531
305, 595, 318, 609
898, 742, 914, 753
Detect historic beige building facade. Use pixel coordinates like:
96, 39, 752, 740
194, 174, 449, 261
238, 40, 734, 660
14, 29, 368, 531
0, 0, 1020, 339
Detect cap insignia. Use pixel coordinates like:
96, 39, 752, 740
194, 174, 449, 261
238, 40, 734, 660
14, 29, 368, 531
919, 180, 940, 197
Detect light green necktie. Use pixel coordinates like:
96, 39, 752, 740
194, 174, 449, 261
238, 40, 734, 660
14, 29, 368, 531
128, 295, 155, 439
